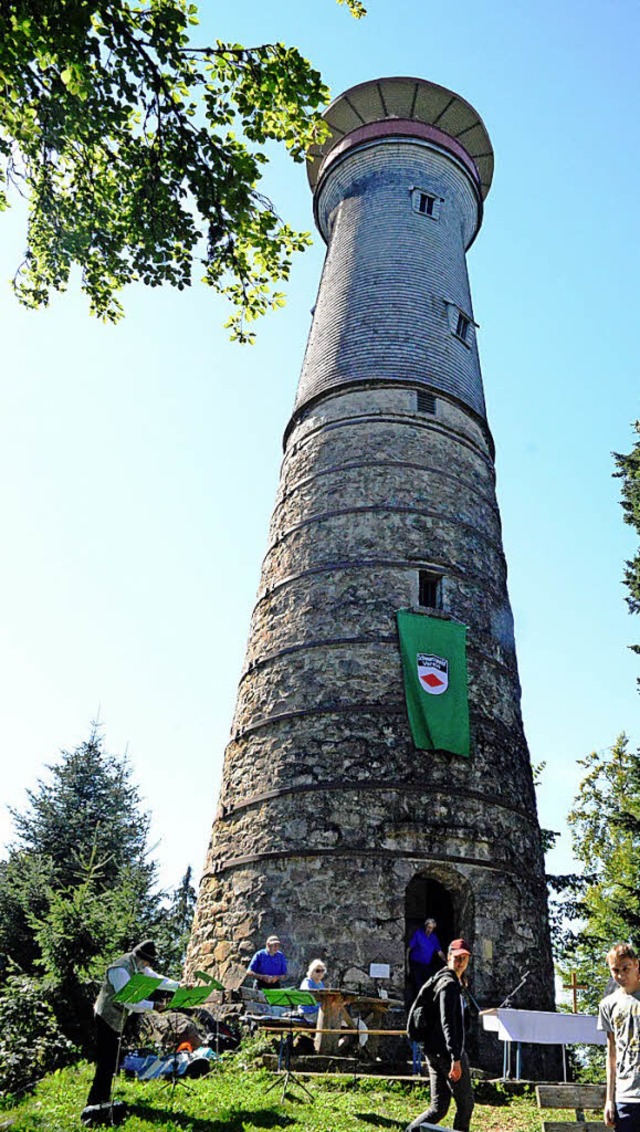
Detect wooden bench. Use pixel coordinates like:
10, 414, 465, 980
536, 1084, 607, 1132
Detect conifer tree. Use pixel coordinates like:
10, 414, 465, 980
9, 724, 157, 899
0, 726, 165, 1050
154, 866, 197, 977
556, 734, 640, 1014
614, 424, 640, 682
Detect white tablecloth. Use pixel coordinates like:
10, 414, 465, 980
482, 1008, 606, 1045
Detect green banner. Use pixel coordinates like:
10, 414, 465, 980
396, 610, 471, 757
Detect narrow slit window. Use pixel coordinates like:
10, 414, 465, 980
419, 570, 443, 610
444, 299, 477, 345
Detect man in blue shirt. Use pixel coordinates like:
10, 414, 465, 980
248, 935, 288, 988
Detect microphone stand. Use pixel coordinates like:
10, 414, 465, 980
497, 970, 529, 1081
499, 969, 529, 1009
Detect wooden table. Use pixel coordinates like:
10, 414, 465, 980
313, 990, 402, 1056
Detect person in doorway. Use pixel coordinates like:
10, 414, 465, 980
247, 935, 288, 988
598, 942, 640, 1131
406, 917, 446, 996
406, 938, 474, 1132
84, 939, 179, 1113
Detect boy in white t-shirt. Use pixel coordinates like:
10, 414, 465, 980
598, 942, 640, 1131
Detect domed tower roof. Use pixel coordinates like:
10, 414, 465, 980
307, 76, 494, 203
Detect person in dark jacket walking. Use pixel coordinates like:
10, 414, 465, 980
406, 938, 474, 1132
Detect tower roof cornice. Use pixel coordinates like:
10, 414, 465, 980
307, 76, 494, 201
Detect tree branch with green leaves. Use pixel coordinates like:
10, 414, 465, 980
0, 0, 365, 340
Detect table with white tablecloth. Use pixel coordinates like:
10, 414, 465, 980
481, 1008, 606, 1079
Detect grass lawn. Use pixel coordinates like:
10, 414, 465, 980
0, 1058, 565, 1132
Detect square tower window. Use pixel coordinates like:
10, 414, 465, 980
419, 570, 443, 610
411, 187, 441, 221
416, 390, 436, 414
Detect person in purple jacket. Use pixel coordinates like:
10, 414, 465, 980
407, 917, 446, 996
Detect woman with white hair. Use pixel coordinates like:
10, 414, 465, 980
299, 959, 326, 1022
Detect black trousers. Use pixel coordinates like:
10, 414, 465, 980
409, 959, 439, 998
86, 1014, 121, 1106
407, 1049, 474, 1132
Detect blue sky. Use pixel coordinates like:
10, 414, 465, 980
0, 0, 638, 893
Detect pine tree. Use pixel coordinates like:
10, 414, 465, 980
556, 734, 640, 1015
154, 867, 198, 977
614, 423, 640, 683
0, 726, 166, 1050
9, 724, 156, 898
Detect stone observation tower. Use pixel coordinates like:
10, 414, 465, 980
188, 77, 556, 1057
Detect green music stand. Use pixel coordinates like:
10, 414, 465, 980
263, 988, 317, 1103
115, 971, 225, 1094
159, 972, 225, 1093
112, 973, 165, 1005
166, 977, 222, 1011
165, 972, 226, 1078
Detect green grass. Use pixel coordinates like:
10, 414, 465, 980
0, 1058, 555, 1132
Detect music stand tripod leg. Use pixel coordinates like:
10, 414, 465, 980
103, 1009, 127, 1120
265, 1028, 314, 1103
265, 1035, 286, 1095
279, 1032, 314, 1103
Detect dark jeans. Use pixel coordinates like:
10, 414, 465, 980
617, 1103, 640, 1132
86, 1014, 121, 1106
407, 1050, 474, 1132
409, 960, 439, 998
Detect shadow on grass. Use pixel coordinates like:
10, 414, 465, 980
473, 1080, 519, 1106
355, 1116, 406, 1128
127, 1102, 295, 1131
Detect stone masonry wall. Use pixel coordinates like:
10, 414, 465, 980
187, 385, 555, 1029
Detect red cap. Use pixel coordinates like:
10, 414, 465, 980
448, 938, 471, 957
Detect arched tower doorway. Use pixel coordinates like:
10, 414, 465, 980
404, 868, 475, 998
405, 875, 455, 955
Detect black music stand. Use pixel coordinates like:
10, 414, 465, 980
262, 988, 316, 1103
